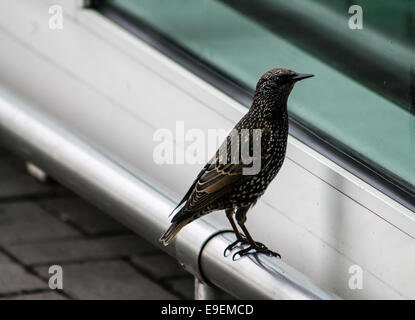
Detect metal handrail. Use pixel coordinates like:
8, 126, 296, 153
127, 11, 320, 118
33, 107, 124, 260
0, 89, 338, 300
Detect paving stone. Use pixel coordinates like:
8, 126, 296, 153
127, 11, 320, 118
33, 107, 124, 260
0, 202, 80, 245
39, 198, 128, 235
0, 252, 46, 294
0, 157, 53, 198
166, 277, 195, 300
6, 235, 157, 265
5, 291, 67, 300
0, 150, 186, 300
35, 261, 177, 300
131, 253, 188, 280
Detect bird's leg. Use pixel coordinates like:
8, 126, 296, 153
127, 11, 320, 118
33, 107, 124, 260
234, 223, 280, 259
226, 207, 264, 250
224, 208, 247, 256
232, 209, 280, 260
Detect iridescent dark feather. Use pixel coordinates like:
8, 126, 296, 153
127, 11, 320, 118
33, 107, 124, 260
160, 68, 314, 250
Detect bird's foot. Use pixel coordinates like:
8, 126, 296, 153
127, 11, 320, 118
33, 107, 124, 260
224, 236, 267, 257
232, 244, 281, 261
224, 237, 246, 257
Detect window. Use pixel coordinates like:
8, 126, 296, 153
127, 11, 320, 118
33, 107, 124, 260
95, 0, 415, 208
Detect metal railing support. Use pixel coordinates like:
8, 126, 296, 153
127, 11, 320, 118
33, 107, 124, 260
0, 90, 339, 300
194, 278, 228, 300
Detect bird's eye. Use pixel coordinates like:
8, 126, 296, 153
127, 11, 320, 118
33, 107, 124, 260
270, 76, 282, 86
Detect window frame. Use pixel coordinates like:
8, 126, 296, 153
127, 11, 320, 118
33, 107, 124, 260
94, 0, 415, 212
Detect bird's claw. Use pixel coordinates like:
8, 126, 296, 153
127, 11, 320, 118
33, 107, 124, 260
223, 238, 245, 257
232, 245, 281, 261
224, 235, 268, 256
224, 235, 277, 260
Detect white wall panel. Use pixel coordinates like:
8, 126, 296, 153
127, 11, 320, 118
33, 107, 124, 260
0, 0, 413, 299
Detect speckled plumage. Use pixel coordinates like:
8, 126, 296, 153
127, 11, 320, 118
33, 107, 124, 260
160, 68, 313, 256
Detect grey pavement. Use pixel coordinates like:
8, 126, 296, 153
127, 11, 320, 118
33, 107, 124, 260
0, 147, 194, 300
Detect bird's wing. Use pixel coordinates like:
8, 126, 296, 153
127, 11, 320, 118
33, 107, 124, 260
169, 162, 210, 217
171, 160, 248, 223
171, 126, 271, 223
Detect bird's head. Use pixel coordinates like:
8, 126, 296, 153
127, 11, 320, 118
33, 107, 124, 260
254, 68, 314, 108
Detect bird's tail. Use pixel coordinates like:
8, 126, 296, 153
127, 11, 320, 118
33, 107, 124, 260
159, 218, 191, 246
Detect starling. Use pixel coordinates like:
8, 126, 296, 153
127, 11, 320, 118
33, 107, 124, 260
160, 68, 314, 259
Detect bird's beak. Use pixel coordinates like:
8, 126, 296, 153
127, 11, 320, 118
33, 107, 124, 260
292, 73, 314, 82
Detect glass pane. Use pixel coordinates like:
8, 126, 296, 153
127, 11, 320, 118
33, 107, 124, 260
104, 0, 415, 195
